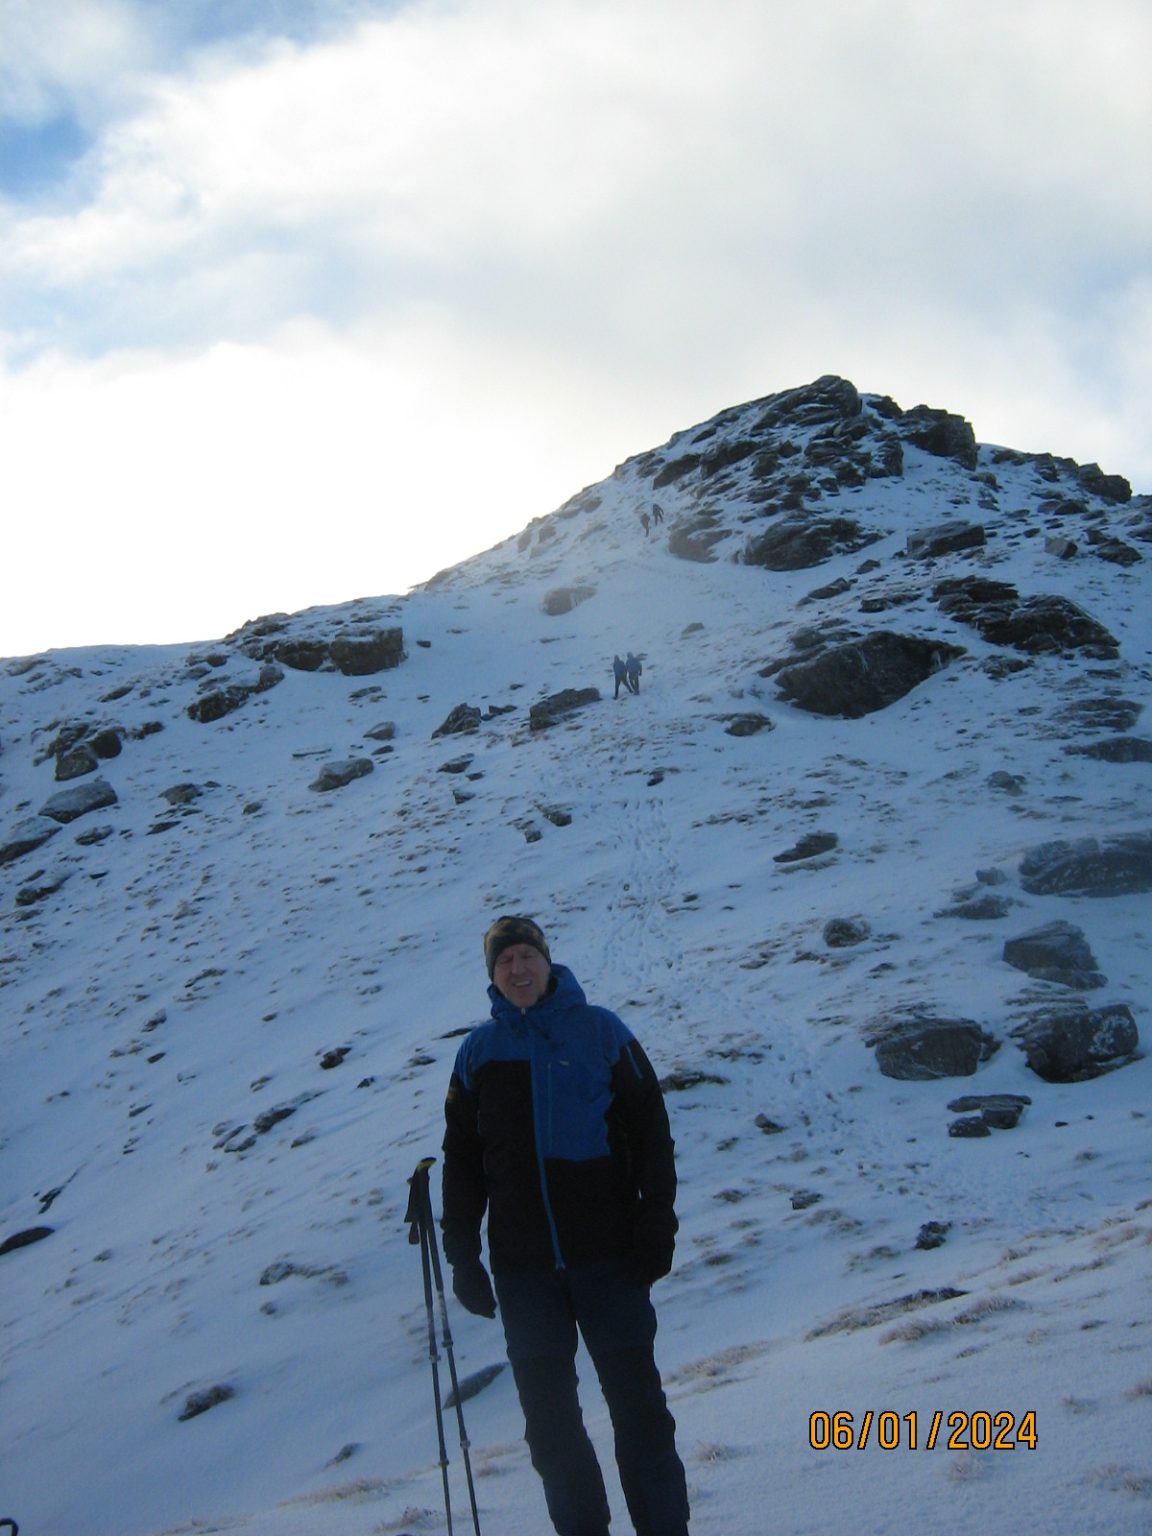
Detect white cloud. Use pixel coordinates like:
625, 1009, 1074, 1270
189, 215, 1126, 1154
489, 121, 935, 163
1, 0, 1149, 655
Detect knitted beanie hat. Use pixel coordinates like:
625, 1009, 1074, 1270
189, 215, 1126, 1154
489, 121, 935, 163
483, 915, 551, 978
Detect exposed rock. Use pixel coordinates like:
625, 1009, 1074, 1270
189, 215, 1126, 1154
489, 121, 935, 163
723, 713, 774, 737
948, 1116, 991, 1138
528, 688, 601, 731
1002, 920, 1105, 989
55, 743, 100, 780
1012, 1003, 1139, 1082
1078, 463, 1131, 503
906, 520, 986, 560
364, 721, 396, 743
987, 770, 1026, 796
937, 892, 1014, 920
1056, 696, 1142, 734
772, 631, 964, 718
1018, 833, 1152, 897
899, 405, 978, 468
334, 632, 406, 675
744, 515, 881, 571
232, 620, 405, 676
40, 778, 118, 824
754, 1114, 787, 1134
867, 1015, 1000, 1080
934, 577, 1118, 658
0, 1225, 54, 1257
187, 664, 284, 723
946, 1093, 1031, 1130
915, 1221, 951, 1249
667, 513, 727, 563
542, 586, 596, 616
444, 1361, 507, 1408
432, 704, 483, 738
823, 916, 871, 947
1065, 737, 1152, 764
162, 783, 204, 807
775, 831, 838, 864
0, 816, 61, 865
178, 1384, 235, 1422
309, 758, 374, 792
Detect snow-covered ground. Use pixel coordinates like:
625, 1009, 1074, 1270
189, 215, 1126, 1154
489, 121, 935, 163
2, 382, 1150, 1535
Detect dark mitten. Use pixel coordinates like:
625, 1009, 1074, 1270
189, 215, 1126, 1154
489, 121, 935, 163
452, 1258, 497, 1318
630, 1239, 674, 1286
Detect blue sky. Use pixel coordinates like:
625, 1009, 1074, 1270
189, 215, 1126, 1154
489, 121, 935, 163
1, 0, 1149, 655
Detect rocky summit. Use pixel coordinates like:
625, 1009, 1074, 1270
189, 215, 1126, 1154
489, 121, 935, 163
1, 375, 1150, 1536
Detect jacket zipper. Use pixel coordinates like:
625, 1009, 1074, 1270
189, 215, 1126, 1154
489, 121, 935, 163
528, 1015, 566, 1270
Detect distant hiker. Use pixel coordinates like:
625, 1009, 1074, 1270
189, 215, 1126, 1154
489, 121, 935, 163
626, 652, 642, 694
640, 511, 651, 537
442, 916, 690, 1536
613, 654, 628, 699
652, 502, 665, 525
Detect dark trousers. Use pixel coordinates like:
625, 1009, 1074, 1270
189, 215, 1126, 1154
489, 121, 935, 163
494, 1261, 689, 1536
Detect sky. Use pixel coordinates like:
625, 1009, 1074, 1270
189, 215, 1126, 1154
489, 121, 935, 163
2, 0, 1150, 658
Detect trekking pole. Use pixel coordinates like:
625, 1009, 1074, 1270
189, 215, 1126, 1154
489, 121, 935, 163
407, 1160, 455, 1535
407, 1157, 483, 1536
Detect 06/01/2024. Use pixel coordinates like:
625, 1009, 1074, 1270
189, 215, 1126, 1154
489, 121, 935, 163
808, 1409, 1037, 1451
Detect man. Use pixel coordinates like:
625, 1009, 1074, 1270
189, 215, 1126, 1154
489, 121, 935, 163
625, 653, 642, 694
613, 654, 628, 699
442, 916, 690, 1536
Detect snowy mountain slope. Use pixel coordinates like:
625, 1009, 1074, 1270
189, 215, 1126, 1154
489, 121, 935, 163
1, 376, 1150, 1536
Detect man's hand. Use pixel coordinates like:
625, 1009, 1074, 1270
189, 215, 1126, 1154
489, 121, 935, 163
452, 1258, 497, 1318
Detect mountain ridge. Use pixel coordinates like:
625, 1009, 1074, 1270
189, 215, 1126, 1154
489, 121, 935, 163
2, 375, 1150, 1536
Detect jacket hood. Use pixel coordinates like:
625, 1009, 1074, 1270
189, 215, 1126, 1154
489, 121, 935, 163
488, 962, 586, 1028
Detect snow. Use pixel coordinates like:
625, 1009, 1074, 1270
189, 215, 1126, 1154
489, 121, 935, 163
1, 391, 1150, 1536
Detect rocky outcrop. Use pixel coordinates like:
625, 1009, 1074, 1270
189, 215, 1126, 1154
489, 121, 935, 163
40, 778, 118, 824
906, 520, 986, 560
187, 664, 284, 723
309, 758, 374, 792
229, 615, 406, 676
529, 688, 601, 731
0, 816, 61, 865
1018, 833, 1152, 897
867, 1015, 1000, 1080
768, 630, 964, 718
744, 515, 881, 572
1002, 920, 1105, 989
432, 704, 483, 738
934, 578, 1119, 658
542, 586, 596, 615
1011, 1003, 1139, 1082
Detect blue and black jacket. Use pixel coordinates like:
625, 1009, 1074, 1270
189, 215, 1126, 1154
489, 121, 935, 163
441, 965, 677, 1274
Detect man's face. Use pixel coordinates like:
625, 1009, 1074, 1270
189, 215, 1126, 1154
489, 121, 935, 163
492, 943, 551, 1008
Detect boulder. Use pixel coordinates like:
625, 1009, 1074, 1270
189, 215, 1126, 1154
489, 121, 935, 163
529, 689, 601, 731
432, 704, 483, 738
0, 816, 62, 865
773, 631, 964, 718
40, 778, 118, 824
309, 758, 374, 792
1012, 1003, 1139, 1082
823, 917, 871, 947
542, 586, 596, 616
899, 405, 978, 468
744, 515, 881, 571
1002, 920, 1105, 989
906, 520, 987, 560
934, 577, 1118, 658
868, 1016, 1000, 1080
1018, 833, 1152, 897
947, 1094, 1031, 1131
